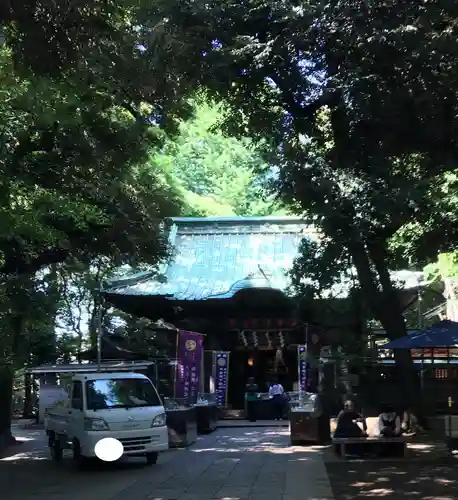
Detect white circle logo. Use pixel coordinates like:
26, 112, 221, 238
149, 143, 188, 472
185, 339, 197, 351
94, 437, 124, 462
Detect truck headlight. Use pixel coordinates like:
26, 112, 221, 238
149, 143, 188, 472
84, 418, 109, 431
151, 413, 166, 427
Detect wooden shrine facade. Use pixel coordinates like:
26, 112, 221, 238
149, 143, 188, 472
103, 216, 427, 410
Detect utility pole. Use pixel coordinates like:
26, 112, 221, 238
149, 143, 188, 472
417, 287, 423, 329
96, 283, 105, 371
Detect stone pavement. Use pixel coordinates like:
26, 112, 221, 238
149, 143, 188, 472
1, 426, 334, 500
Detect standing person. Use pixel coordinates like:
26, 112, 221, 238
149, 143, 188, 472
245, 377, 259, 422
269, 379, 285, 420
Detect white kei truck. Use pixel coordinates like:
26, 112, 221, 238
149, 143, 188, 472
45, 371, 169, 466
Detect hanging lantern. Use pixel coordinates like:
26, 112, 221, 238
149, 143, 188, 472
274, 347, 284, 374
247, 357, 254, 367
265, 331, 272, 349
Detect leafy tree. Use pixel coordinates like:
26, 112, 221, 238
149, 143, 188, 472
0, 46, 182, 278
0, 271, 61, 443
0, 45, 180, 445
106, 312, 175, 359
145, 0, 458, 411
391, 173, 458, 267
2, 0, 197, 132
424, 253, 458, 283
421, 252, 458, 323
151, 99, 285, 216
0, 0, 203, 446
56, 258, 125, 353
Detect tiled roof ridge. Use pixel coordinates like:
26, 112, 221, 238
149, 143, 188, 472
170, 216, 308, 224
171, 216, 318, 237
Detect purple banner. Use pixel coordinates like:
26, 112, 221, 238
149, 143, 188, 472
214, 352, 230, 406
175, 330, 204, 404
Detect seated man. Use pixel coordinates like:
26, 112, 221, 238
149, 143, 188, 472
335, 400, 368, 438
377, 405, 401, 437
376, 405, 404, 457
334, 400, 368, 456
401, 408, 422, 435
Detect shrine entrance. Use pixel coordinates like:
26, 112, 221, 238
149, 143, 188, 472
226, 327, 300, 410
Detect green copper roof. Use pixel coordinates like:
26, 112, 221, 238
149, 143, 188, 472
106, 216, 314, 301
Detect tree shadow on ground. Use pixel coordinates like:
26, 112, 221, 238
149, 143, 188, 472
326, 459, 458, 499
0, 435, 163, 500
1, 427, 332, 500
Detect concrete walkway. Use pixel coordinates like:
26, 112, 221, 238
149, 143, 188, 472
2, 426, 334, 500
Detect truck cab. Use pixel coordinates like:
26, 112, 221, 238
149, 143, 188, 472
45, 371, 168, 466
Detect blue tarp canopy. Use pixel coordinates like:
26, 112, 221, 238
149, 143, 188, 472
382, 320, 458, 349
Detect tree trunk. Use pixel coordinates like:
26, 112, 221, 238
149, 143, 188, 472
367, 242, 426, 412
319, 47, 426, 420
347, 234, 428, 418
0, 365, 15, 451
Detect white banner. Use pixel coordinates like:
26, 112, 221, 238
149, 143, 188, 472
212, 351, 230, 406
297, 345, 307, 392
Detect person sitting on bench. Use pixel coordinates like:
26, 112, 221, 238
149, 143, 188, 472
376, 405, 403, 457
401, 408, 422, 435
335, 400, 368, 437
334, 400, 367, 456
377, 405, 401, 437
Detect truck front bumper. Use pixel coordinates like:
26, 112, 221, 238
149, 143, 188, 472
80, 426, 169, 458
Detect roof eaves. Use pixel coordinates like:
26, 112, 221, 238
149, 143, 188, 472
156, 222, 179, 276
170, 216, 307, 225
104, 223, 179, 292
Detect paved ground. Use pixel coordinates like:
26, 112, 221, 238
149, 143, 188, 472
217, 420, 289, 428
1, 425, 334, 500
326, 460, 458, 499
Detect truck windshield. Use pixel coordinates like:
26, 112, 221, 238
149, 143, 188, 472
86, 378, 161, 410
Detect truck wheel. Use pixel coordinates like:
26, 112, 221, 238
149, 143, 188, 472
72, 439, 88, 469
50, 437, 63, 462
145, 452, 158, 465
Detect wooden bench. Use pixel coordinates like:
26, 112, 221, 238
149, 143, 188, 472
331, 417, 407, 458
332, 435, 407, 459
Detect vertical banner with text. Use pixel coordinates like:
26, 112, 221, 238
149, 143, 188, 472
213, 351, 230, 406
175, 330, 204, 404
298, 345, 308, 392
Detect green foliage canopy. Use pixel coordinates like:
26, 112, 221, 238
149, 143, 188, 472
151, 99, 284, 217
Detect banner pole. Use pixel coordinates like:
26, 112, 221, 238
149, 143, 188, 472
200, 348, 205, 394
173, 329, 179, 399
225, 352, 230, 407
211, 351, 216, 394
297, 345, 300, 392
